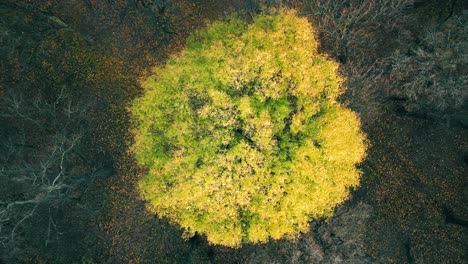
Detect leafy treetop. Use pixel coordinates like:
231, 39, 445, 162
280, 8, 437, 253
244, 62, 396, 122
130, 10, 367, 247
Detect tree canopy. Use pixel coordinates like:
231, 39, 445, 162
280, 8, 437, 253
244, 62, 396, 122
130, 10, 367, 247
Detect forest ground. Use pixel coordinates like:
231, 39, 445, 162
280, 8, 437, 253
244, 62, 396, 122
0, 0, 466, 263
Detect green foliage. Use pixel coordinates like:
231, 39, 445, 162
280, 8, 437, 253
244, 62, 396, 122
130, 10, 367, 247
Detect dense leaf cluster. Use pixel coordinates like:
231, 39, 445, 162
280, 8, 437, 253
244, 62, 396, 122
131, 11, 366, 247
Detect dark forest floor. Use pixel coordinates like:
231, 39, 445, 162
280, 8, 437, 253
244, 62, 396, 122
0, 0, 466, 263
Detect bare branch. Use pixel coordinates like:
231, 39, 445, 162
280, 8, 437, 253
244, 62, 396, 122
0, 85, 94, 250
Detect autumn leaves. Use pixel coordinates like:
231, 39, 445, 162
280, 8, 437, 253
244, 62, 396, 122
131, 10, 366, 247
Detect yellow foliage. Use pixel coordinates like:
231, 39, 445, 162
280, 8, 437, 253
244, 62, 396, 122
131, 10, 367, 247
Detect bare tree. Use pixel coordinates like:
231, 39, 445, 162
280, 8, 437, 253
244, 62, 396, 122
384, 12, 468, 116
301, 0, 414, 63
0, 86, 102, 259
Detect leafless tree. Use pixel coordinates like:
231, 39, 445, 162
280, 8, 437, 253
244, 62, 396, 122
0, 86, 103, 258
384, 12, 468, 115
301, 0, 414, 62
